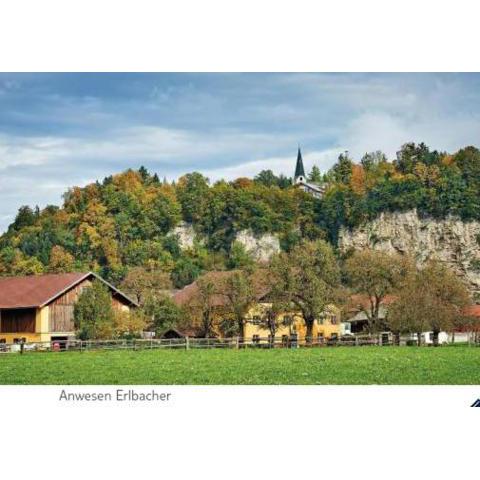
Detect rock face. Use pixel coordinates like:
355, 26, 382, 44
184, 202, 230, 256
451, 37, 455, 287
235, 230, 281, 262
339, 209, 480, 293
172, 222, 199, 250
172, 222, 281, 262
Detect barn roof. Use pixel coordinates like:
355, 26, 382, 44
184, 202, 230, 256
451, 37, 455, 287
0, 272, 137, 309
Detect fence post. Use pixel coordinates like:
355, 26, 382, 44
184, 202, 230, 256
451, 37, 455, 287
236, 336, 240, 349
186, 336, 190, 350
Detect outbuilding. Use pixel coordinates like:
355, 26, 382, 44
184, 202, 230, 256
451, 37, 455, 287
0, 272, 137, 345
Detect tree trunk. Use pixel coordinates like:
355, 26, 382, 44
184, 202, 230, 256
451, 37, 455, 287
238, 318, 245, 340
305, 319, 314, 344
269, 328, 276, 348
394, 332, 400, 346
417, 332, 422, 346
432, 329, 440, 347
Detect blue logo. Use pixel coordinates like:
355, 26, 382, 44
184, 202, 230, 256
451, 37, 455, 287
471, 399, 480, 407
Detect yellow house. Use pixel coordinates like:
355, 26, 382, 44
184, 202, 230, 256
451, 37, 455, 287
172, 271, 341, 340
244, 302, 341, 341
0, 272, 137, 345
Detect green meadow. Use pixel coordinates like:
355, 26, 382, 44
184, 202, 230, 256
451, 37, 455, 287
1, 346, 479, 385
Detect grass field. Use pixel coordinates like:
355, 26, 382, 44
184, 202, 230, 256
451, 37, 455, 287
1, 346, 480, 384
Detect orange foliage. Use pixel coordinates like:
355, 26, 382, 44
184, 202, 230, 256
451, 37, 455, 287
350, 164, 366, 194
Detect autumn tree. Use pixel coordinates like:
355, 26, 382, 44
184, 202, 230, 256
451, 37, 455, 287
49, 245, 75, 273
344, 250, 412, 333
256, 302, 284, 346
185, 276, 220, 337
269, 240, 341, 340
388, 261, 470, 346
113, 309, 148, 339
219, 270, 258, 339
387, 286, 432, 345
120, 267, 172, 305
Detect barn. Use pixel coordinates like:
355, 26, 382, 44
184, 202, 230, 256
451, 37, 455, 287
0, 272, 137, 345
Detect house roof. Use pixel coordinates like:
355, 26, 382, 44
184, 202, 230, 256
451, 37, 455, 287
463, 305, 480, 317
0, 272, 138, 309
173, 270, 270, 308
346, 294, 397, 322
297, 181, 326, 193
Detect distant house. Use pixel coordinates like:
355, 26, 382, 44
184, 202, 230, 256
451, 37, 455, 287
346, 294, 397, 334
293, 148, 326, 199
347, 294, 472, 344
172, 270, 341, 340
0, 272, 137, 344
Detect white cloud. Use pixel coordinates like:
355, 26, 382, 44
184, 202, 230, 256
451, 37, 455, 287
344, 110, 480, 160
207, 148, 343, 181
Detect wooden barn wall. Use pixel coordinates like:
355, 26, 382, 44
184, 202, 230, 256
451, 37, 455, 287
48, 278, 131, 332
0, 309, 36, 333
112, 295, 130, 310
49, 278, 92, 332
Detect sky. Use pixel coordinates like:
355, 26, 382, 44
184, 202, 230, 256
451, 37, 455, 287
1, 72, 480, 232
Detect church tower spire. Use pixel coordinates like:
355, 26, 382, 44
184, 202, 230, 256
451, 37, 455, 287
294, 147, 306, 183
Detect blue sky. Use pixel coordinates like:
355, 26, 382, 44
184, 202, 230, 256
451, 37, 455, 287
1, 73, 480, 232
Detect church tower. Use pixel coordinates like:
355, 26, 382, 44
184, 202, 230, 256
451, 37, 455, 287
294, 147, 306, 184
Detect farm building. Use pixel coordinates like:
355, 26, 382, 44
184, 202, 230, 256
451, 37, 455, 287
172, 270, 342, 340
0, 272, 137, 344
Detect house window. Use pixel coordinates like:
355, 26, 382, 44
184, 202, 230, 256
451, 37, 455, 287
251, 316, 261, 325
317, 316, 324, 325
331, 315, 337, 325
252, 334, 260, 344
0, 339, 6, 344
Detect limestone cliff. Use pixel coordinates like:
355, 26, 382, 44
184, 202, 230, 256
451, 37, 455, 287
172, 222, 280, 261
338, 209, 480, 293
235, 230, 281, 262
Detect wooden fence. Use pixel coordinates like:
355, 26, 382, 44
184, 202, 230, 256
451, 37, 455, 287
0, 334, 478, 354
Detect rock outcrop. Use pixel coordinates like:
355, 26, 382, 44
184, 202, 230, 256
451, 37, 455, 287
235, 230, 281, 262
339, 209, 480, 293
172, 222, 199, 250
172, 222, 281, 262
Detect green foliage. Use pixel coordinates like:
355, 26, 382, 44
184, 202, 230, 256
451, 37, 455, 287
73, 280, 115, 340
307, 165, 322, 184
143, 294, 183, 335
269, 239, 341, 338
171, 257, 202, 289
227, 241, 254, 269
2, 142, 480, 290
176, 172, 210, 223
388, 261, 470, 344
330, 152, 354, 184
254, 170, 292, 189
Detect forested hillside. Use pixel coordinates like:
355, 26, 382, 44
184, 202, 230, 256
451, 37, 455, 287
1, 142, 480, 287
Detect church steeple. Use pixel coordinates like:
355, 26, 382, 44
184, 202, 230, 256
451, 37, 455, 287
294, 147, 306, 183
